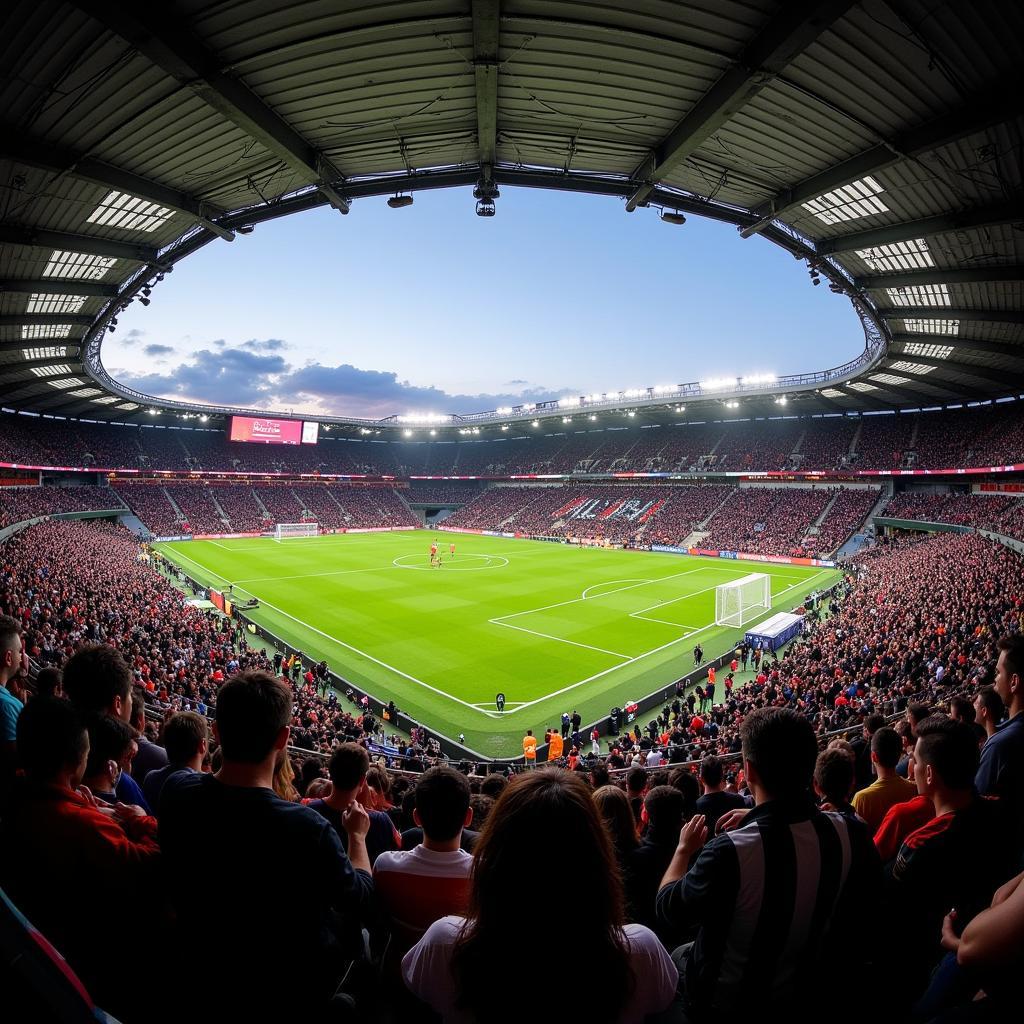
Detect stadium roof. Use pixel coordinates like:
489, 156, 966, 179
1, 0, 1022, 433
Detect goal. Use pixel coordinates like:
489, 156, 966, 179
715, 572, 771, 628
273, 522, 318, 541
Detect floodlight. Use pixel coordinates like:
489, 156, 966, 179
388, 194, 414, 209
139, 296, 150, 306
403, 429, 412, 437
429, 429, 436, 436
531, 420, 539, 427
237, 226, 255, 234
660, 210, 686, 225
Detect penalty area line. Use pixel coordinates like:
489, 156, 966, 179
160, 547, 494, 719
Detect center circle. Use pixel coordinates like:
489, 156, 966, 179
392, 553, 510, 571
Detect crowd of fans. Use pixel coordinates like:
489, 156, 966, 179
701, 487, 833, 556
109, 482, 418, 536
0, 485, 125, 530
813, 486, 882, 553
0, 517, 1021, 1021
4, 403, 1024, 476
882, 492, 1024, 534
404, 484, 482, 504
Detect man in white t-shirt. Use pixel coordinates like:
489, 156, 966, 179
373, 765, 474, 954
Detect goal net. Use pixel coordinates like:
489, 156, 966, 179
715, 572, 771, 628
273, 522, 318, 541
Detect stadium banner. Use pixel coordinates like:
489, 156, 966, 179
209, 589, 225, 612
192, 531, 263, 540
153, 534, 190, 542
342, 526, 416, 534
976, 482, 1024, 494
650, 544, 835, 569
437, 526, 484, 535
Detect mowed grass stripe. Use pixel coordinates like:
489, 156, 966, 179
156, 533, 838, 756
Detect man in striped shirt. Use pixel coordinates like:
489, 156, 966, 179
657, 707, 880, 1021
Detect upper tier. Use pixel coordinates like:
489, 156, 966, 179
2, 402, 1022, 476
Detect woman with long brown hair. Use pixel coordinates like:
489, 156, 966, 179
402, 769, 677, 1022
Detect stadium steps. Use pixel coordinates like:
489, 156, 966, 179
698, 487, 737, 528
866, 487, 894, 525
908, 415, 922, 450
848, 419, 864, 457
682, 530, 709, 547
813, 491, 841, 527
162, 487, 185, 519
206, 488, 230, 526
324, 488, 346, 513
792, 428, 807, 455
251, 490, 271, 518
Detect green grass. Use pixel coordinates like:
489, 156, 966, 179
155, 532, 838, 757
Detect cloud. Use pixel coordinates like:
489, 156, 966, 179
241, 338, 287, 352
118, 344, 290, 407
505, 378, 528, 385
115, 345, 577, 417
279, 363, 577, 418
122, 329, 146, 345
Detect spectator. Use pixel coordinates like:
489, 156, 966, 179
63, 644, 151, 812
0, 615, 26, 792
79, 714, 139, 806
973, 684, 1003, 742
626, 785, 685, 940
594, 784, 639, 887
851, 727, 917, 834
307, 742, 400, 864
872, 735, 936, 865
887, 717, 1016, 1002
0, 698, 159, 1018
626, 765, 647, 824
814, 747, 858, 819
402, 770, 677, 1021
129, 685, 168, 783
975, 634, 1024, 852
694, 754, 747, 835
657, 707, 881, 1021
158, 671, 374, 1021
142, 711, 208, 813
374, 766, 474, 953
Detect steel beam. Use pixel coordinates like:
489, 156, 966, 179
625, 0, 856, 210
0, 278, 119, 298
74, 1, 350, 214
0, 357, 84, 376
816, 201, 1023, 255
890, 333, 1024, 361
880, 308, 1024, 325
0, 223, 158, 263
855, 266, 1024, 290
0, 126, 226, 222
0, 340, 81, 355
742, 81, 1024, 235
884, 356, 1022, 388
472, 0, 500, 171
0, 314, 94, 328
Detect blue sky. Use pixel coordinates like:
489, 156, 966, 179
109, 186, 860, 418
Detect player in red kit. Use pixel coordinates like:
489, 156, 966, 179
449, 542, 456, 558
430, 541, 438, 566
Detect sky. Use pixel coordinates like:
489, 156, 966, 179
108, 186, 861, 419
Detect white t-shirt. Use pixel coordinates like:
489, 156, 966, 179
402, 916, 678, 1022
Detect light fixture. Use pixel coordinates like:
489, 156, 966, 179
387, 194, 414, 209
403, 429, 412, 437
200, 414, 208, 422
589, 414, 597, 421
237, 225, 255, 234
627, 410, 635, 418
139, 296, 150, 306
660, 210, 686, 225
562, 416, 571, 424
473, 177, 499, 217
531, 419, 539, 427
429, 428, 436, 436
142, 286, 151, 297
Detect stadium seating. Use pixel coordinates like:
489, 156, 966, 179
3, 404, 1024, 474
0, 486, 125, 530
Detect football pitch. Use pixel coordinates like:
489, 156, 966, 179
155, 532, 839, 758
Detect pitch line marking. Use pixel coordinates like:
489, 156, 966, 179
493, 568, 707, 624
489, 619, 632, 660
159, 547, 494, 716
581, 579, 653, 600
392, 553, 509, 571
498, 568, 836, 716
163, 546, 834, 722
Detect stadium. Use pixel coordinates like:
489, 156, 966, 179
1, 2, 1022, 1022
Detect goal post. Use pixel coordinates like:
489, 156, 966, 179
273, 522, 318, 541
715, 572, 771, 628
